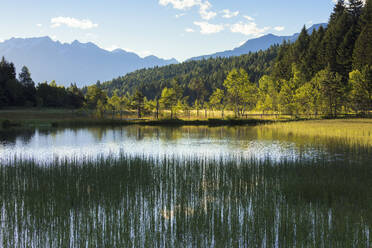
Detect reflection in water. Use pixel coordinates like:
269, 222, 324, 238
1, 126, 372, 246
0, 156, 371, 247
0, 126, 339, 164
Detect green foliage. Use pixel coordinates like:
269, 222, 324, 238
223, 68, 255, 117
257, 75, 279, 114
100, 46, 279, 102
36, 82, 85, 109
159, 87, 177, 119
209, 88, 226, 117
132, 90, 145, 118
349, 67, 372, 113
314, 68, 345, 116
353, 0, 372, 70
0, 57, 85, 109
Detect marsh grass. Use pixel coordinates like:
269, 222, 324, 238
260, 119, 372, 147
1, 155, 372, 247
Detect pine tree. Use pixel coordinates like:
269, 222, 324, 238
19, 66, 36, 106
272, 40, 293, 80
353, 0, 372, 70
133, 90, 144, 118
360, 0, 372, 26
330, 0, 346, 24
323, 0, 348, 74
348, 0, 364, 21
293, 26, 311, 79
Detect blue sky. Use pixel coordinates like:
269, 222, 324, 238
0, 0, 337, 61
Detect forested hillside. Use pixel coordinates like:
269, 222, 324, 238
100, 46, 279, 100
97, 0, 372, 118
265, 0, 372, 116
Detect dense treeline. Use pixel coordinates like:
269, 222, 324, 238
265, 0, 372, 117
0, 57, 85, 109
98, 0, 372, 119
101, 46, 279, 101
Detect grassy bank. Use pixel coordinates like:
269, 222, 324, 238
259, 118, 372, 147
0, 108, 274, 129
1, 108, 370, 130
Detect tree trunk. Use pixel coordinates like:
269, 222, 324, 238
137, 106, 141, 118
156, 99, 159, 119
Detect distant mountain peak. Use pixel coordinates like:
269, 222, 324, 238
0, 36, 178, 87
112, 48, 126, 53
188, 23, 327, 61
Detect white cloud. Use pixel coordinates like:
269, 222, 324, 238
36, 23, 43, 27
51, 17, 98, 30
230, 21, 270, 36
221, 9, 239, 19
185, 28, 195, 32
199, 1, 216, 20
243, 15, 255, 21
274, 26, 285, 31
159, 0, 200, 10
194, 21, 224, 34
159, 0, 216, 20
175, 13, 186, 18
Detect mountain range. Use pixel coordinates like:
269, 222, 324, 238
0, 23, 326, 87
188, 23, 327, 61
0, 37, 178, 87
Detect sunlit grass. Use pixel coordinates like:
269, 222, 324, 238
259, 118, 372, 147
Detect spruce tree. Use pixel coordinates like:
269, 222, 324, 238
293, 26, 310, 79
322, 1, 347, 73
353, 0, 372, 69
348, 0, 364, 21
19, 66, 36, 106
330, 0, 346, 24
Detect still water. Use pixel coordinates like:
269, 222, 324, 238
0, 125, 338, 164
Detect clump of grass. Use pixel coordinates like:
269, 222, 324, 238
1, 155, 372, 247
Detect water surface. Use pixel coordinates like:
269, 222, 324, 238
0, 125, 347, 164
1, 125, 371, 247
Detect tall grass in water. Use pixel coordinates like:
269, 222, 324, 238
1, 155, 372, 247
259, 119, 372, 147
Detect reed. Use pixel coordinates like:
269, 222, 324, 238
1, 155, 371, 247
259, 119, 372, 147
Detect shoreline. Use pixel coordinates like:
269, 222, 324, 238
0, 108, 368, 130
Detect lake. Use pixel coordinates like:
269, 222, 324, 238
0, 125, 361, 163
1, 124, 371, 247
